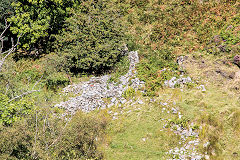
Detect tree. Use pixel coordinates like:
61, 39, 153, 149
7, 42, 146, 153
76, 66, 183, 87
8, 0, 76, 53
0, 0, 15, 31
56, 0, 127, 73
0, 0, 16, 50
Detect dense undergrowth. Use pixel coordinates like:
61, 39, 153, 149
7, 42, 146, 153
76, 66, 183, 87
0, 0, 239, 159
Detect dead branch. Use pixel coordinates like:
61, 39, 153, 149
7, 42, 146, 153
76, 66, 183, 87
6, 67, 43, 103
8, 89, 40, 103
46, 114, 72, 150
0, 22, 20, 72
0, 22, 11, 42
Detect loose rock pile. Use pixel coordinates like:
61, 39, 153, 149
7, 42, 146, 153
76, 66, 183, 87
164, 76, 193, 88
166, 123, 209, 160
55, 51, 144, 113
160, 102, 209, 160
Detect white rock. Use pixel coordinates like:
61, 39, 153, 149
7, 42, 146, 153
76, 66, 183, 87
111, 97, 116, 103
136, 100, 143, 105
205, 155, 210, 160
203, 142, 210, 148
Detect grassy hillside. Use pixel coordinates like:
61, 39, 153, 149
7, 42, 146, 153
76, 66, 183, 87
0, 0, 239, 159
103, 0, 240, 159
104, 54, 240, 159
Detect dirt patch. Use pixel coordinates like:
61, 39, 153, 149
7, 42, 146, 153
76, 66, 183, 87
181, 54, 239, 89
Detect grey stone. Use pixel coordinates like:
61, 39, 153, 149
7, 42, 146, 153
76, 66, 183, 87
138, 99, 144, 104
164, 76, 193, 88
111, 97, 116, 103
172, 107, 178, 114
55, 50, 145, 114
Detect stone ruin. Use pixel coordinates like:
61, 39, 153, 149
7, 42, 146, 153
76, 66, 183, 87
55, 51, 145, 113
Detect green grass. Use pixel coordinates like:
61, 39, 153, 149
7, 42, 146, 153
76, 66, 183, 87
1, 1, 239, 159
104, 98, 181, 160
103, 84, 240, 159
103, 51, 240, 159
178, 82, 240, 159
156, 52, 240, 159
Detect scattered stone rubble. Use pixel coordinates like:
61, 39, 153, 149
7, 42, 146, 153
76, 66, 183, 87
164, 76, 193, 88
55, 51, 144, 113
166, 123, 209, 160
164, 75, 207, 92
161, 102, 210, 160
55, 51, 209, 159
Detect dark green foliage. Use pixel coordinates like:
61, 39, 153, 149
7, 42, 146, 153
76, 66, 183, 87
56, 0, 127, 73
0, 0, 16, 50
0, 122, 33, 159
107, 55, 130, 83
0, 0, 15, 30
130, 0, 150, 8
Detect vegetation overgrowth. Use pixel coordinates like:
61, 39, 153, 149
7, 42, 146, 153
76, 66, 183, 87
0, 0, 239, 159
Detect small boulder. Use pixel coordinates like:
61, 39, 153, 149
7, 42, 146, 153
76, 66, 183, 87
234, 55, 240, 67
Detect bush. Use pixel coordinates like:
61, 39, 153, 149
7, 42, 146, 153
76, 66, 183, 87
0, 0, 15, 30
0, 0, 16, 50
0, 94, 34, 126
0, 121, 33, 159
56, 0, 127, 73
137, 47, 178, 96
54, 111, 108, 159
0, 109, 109, 159
45, 72, 70, 91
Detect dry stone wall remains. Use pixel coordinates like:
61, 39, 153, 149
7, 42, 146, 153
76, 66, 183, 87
55, 51, 144, 113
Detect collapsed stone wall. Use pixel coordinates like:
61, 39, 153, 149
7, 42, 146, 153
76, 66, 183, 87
55, 51, 144, 113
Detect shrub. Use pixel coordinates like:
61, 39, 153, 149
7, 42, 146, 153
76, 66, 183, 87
55, 0, 127, 73
0, 0, 15, 30
18, 68, 42, 84
130, 0, 150, 8
136, 47, 178, 96
53, 111, 108, 159
0, 0, 16, 50
0, 109, 109, 159
107, 55, 130, 83
0, 94, 34, 126
0, 121, 33, 159
45, 72, 70, 91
